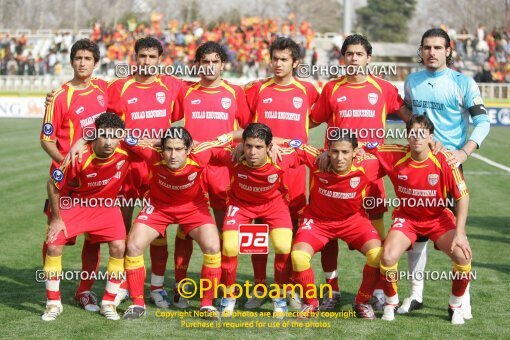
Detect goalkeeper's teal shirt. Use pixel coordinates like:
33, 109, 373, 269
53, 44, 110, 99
404, 68, 490, 150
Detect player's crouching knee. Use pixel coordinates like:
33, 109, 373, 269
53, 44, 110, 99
222, 231, 238, 257
291, 250, 311, 272
201, 241, 220, 255
109, 240, 126, 258
451, 249, 472, 267
270, 228, 293, 254
381, 247, 399, 267
126, 239, 145, 257
366, 246, 383, 268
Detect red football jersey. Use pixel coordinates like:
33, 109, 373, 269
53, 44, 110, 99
173, 80, 251, 141
41, 78, 108, 165
245, 77, 319, 142
291, 143, 385, 220
107, 75, 184, 134
311, 75, 403, 143
53, 142, 133, 199
214, 148, 300, 205
368, 144, 469, 220
129, 139, 232, 207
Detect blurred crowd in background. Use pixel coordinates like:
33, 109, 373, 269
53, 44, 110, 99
0, 15, 509, 82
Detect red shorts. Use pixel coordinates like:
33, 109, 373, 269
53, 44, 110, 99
284, 165, 307, 221
203, 164, 229, 211
389, 209, 456, 247
223, 197, 292, 232
134, 201, 214, 237
364, 178, 387, 216
47, 206, 126, 246
120, 160, 150, 200
294, 212, 381, 252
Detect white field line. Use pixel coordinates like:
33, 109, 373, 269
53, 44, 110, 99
471, 153, 510, 173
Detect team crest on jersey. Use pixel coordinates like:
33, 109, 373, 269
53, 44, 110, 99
365, 141, 379, 149
289, 139, 302, 148
124, 135, 138, 146
42, 123, 53, 136
52, 169, 64, 182
428, 174, 439, 186
156, 92, 166, 104
116, 160, 126, 170
97, 95, 105, 107
262, 98, 272, 104
188, 172, 198, 181
368, 93, 378, 105
293, 97, 303, 109
75, 106, 85, 115
268, 174, 278, 183
350, 177, 360, 188
221, 97, 231, 110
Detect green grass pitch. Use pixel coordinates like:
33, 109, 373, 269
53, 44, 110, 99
0, 119, 508, 339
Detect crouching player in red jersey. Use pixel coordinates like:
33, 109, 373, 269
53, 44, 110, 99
170, 41, 251, 308
288, 134, 385, 319
366, 115, 472, 324
218, 123, 300, 319
42, 113, 132, 321
122, 127, 232, 320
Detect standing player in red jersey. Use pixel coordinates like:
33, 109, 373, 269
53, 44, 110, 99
40, 39, 107, 313
170, 41, 251, 308
365, 115, 471, 325
286, 134, 384, 319
107, 37, 184, 308
121, 127, 232, 320
243, 37, 319, 309
310, 34, 411, 309
42, 113, 132, 321
217, 123, 300, 319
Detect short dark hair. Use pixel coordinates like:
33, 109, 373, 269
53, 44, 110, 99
195, 41, 228, 63
94, 112, 125, 130
419, 28, 453, 66
327, 129, 358, 149
270, 37, 301, 62
341, 34, 372, 56
135, 37, 163, 56
242, 123, 273, 146
70, 39, 100, 63
161, 127, 193, 150
406, 114, 435, 134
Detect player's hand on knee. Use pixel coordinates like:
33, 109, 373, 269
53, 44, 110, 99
47, 218, 67, 243
450, 232, 472, 260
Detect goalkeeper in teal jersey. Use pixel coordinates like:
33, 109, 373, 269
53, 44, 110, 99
399, 28, 490, 320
